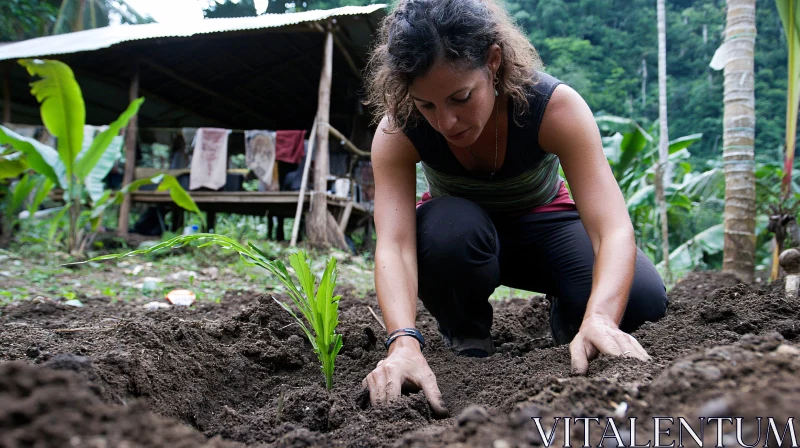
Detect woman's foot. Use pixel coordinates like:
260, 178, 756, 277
439, 330, 496, 357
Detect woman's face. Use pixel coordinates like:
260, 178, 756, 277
409, 52, 499, 148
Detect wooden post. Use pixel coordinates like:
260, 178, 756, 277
2, 65, 10, 125
338, 201, 353, 233
290, 118, 318, 247
307, 29, 334, 247
117, 61, 140, 237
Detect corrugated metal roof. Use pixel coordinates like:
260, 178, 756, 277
0, 4, 386, 62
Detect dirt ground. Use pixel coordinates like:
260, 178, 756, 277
2, 271, 800, 447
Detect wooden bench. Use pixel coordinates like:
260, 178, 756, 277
130, 190, 371, 235
51, 168, 373, 241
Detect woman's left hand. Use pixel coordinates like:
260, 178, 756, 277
569, 313, 650, 375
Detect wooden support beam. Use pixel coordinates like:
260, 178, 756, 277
290, 117, 317, 247
310, 23, 362, 81
2, 65, 10, 125
338, 200, 353, 233
329, 125, 370, 157
117, 61, 140, 237
332, 32, 362, 81
311, 21, 369, 81
307, 29, 344, 249
139, 57, 276, 127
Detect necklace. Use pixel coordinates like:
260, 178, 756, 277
467, 98, 499, 179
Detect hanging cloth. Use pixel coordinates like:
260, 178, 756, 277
275, 130, 307, 164
245, 130, 277, 189
189, 127, 231, 190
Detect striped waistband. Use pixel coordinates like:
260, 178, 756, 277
420, 154, 562, 213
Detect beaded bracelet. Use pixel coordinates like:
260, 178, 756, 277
384, 328, 425, 350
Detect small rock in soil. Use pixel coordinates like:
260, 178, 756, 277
287, 334, 304, 348
492, 440, 511, 448
696, 397, 729, 417
508, 403, 544, 429
169, 270, 198, 282
143, 301, 172, 311
457, 405, 490, 426
775, 344, 800, 356
201, 267, 219, 280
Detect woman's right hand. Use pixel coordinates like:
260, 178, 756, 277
362, 337, 449, 417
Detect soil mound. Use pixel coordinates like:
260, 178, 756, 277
0, 361, 240, 447
1, 271, 799, 447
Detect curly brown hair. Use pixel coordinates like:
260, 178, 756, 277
364, 0, 544, 132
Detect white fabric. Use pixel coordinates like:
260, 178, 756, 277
189, 127, 231, 190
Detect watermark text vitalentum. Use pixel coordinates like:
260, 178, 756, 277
531, 416, 798, 447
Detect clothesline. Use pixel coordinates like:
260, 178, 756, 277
138, 125, 370, 158
138, 127, 278, 134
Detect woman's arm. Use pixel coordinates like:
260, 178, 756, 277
362, 117, 447, 416
372, 117, 420, 342
539, 84, 650, 374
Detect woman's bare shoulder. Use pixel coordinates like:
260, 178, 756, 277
371, 116, 422, 166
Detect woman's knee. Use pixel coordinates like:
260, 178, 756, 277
620, 250, 669, 331
416, 197, 499, 267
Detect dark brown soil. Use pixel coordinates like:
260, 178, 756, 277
1, 271, 799, 447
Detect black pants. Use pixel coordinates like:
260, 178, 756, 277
416, 197, 668, 349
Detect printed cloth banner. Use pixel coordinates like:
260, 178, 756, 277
245, 130, 277, 189
189, 128, 231, 190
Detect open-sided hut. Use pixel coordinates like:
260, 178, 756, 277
0, 5, 385, 248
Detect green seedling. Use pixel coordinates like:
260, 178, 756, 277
83, 233, 344, 390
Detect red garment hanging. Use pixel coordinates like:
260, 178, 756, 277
275, 130, 307, 164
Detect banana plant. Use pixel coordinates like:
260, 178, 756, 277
0, 59, 200, 254
596, 115, 706, 266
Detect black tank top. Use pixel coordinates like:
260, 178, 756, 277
403, 72, 564, 213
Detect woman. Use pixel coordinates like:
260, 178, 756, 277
362, 0, 668, 416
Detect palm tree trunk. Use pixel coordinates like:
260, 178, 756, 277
656, 0, 671, 284
721, 0, 757, 283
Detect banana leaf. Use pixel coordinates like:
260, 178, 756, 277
85, 135, 124, 202
28, 178, 54, 218
668, 133, 703, 153
7, 174, 35, 218
0, 151, 28, 179
156, 174, 203, 217
656, 223, 724, 277
0, 125, 65, 187
76, 98, 144, 180
18, 59, 85, 180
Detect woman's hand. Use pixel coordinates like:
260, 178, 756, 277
569, 313, 650, 375
362, 338, 449, 417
